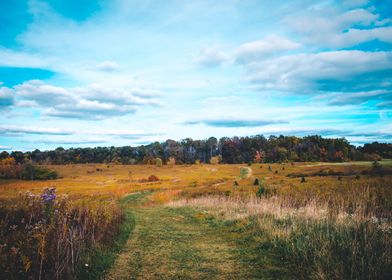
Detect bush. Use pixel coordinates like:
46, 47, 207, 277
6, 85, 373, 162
239, 167, 252, 179
256, 185, 265, 198
371, 161, 384, 176
148, 175, 159, 182
167, 157, 176, 167
155, 158, 163, 167
253, 178, 259, 186
210, 156, 220, 165
20, 164, 58, 180
0, 160, 58, 180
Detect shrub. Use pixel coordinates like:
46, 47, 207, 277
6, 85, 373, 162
233, 181, 239, 187
20, 164, 58, 180
167, 157, 176, 167
148, 175, 159, 182
256, 185, 265, 198
371, 161, 384, 176
253, 178, 259, 186
0, 161, 58, 180
239, 167, 252, 179
301, 176, 306, 183
210, 156, 220, 165
155, 158, 163, 167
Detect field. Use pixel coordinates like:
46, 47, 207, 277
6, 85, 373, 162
1, 161, 391, 279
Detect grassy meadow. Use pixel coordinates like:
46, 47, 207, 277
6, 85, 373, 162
0, 160, 391, 279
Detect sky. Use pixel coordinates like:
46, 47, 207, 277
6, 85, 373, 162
0, 0, 392, 151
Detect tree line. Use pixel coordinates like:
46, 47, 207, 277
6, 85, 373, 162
1, 135, 391, 165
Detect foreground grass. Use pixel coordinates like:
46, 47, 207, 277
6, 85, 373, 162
104, 192, 290, 280
171, 195, 392, 280
76, 195, 138, 279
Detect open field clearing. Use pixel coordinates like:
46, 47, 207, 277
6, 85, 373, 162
1, 161, 391, 279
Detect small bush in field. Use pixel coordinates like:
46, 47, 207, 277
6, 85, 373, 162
20, 164, 58, 180
256, 185, 265, 198
155, 158, 163, 167
239, 167, 252, 179
148, 175, 159, 182
210, 156, 220, 165
256, 180, 274, 198
167, 157, 176, 167
253, 178, 259, 185
301, 176, 306, 183
233, 181, 239, 187
0, 160, 57, 180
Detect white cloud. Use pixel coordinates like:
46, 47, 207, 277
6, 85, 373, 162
285, 8, 392, 47
95, 60, 120, 72
321, 90, 392, 106
0, 145, 12, 150
195, 48, 229, 67
0, 48, 52, 68
234, 35, 301, 64
245, 50, 392, 91
0, 125, 74, 135
0, 87, 14, 108
183, 117, 287, 127
13, 80, 161, 120
196, 35, 301, 67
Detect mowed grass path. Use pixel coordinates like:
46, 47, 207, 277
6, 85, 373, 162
105, 193, 286, 280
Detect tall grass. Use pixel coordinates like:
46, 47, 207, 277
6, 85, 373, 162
0, 188, 123, 279
169, 181, 392, 279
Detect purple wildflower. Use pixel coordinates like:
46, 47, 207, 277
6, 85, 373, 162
41, 187, 56, 204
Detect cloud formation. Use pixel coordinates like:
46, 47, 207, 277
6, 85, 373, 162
285, 7, 392, 48
245, 50, 392, 92
95, 61, 120, 72
0, 125, 73, 135
234, 35, 301, 64
183, 118, 287, 127
11, 80, 161, 120
0, 87, 14, 108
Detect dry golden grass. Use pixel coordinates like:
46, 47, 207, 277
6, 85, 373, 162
1, 161, 390, 203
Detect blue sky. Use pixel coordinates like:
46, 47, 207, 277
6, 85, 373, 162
0, 0, 391, 151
